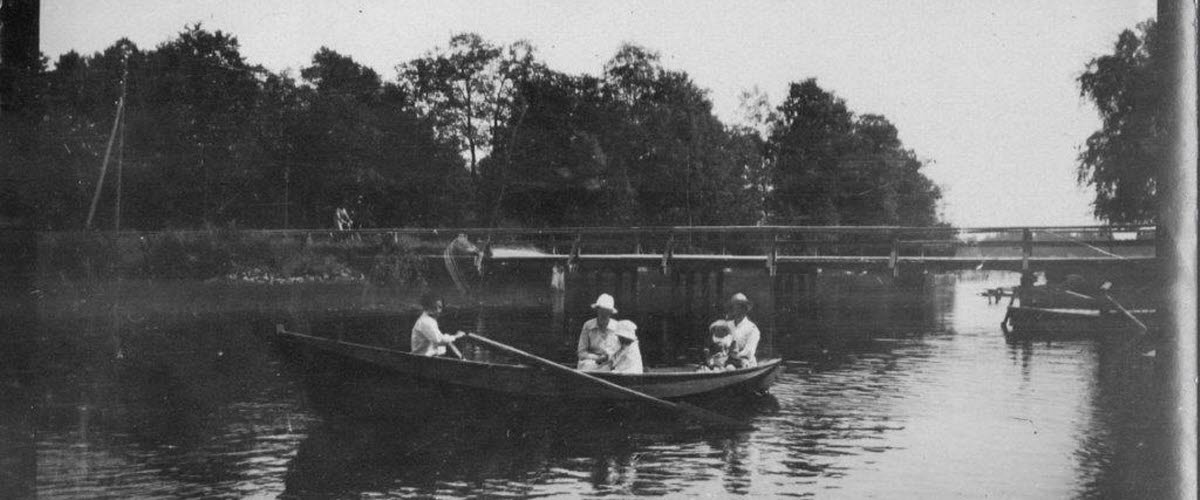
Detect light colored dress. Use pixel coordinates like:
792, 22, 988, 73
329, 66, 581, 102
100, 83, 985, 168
729, 317, 760, 367
704, 333, 735, 370
608, 341, 644, 373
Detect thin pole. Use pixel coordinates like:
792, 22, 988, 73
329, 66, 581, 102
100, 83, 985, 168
85, 93, 125, 230
283, 166, 290, 229
114, 95, 125, 231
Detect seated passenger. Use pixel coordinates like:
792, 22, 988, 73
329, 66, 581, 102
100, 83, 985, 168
700, 320, 739, 371
726, 293, 760, 368
606, 320, 644, 374
577, 293, 621, 370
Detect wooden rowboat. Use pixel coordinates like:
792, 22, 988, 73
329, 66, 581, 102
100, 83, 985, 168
275, 329, 781, 409
1001, 305, 1157, 340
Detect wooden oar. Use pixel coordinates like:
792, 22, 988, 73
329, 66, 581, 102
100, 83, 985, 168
465, 333, 753, 431
1062, 290, 1149, 334
1101, 293, 1149, 334
447, 341, 465, 360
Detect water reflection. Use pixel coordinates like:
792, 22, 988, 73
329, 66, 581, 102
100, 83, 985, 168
27, 270, 1176, 498
280, 407, 767, 498
34, 316, 310, 498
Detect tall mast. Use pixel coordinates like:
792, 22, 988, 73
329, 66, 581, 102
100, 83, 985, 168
114, 66, 127, 231
85, 74, 126, 230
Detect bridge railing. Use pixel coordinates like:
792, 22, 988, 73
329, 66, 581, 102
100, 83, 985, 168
240, 225, 1156, 259
62, 225, 1155, 259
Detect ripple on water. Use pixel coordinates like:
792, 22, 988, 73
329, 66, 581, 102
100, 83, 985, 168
32, 273, 1172, 498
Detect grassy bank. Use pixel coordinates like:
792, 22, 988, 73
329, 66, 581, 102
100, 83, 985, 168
37, 228, 450, 285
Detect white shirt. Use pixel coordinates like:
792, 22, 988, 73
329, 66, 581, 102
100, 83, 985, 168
410, 312, 456, 356
576, 317, 620, 369
729, 316, 760, 367
608, 341, 644, 373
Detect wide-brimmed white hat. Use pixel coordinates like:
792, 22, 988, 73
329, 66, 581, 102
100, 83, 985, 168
591, 293, 617, 314
614, 320, 638, 341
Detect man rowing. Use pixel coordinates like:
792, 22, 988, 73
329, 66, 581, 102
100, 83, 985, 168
410, 292, 465, 357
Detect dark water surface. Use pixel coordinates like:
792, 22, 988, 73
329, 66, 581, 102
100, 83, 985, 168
27, 272, 1171, 498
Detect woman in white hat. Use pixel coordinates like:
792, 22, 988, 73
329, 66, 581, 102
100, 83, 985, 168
725, 292, 760, 368
576, 293, 621, 370
605, 320, 644, 373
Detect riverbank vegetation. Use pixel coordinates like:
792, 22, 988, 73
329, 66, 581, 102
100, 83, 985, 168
4, 25, 942, 231
40, 229, 434, 285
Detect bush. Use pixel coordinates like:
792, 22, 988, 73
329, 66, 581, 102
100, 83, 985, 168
39, 228, 437, 285
40, 231, 123, 280
369, 235, 428, 286
140, 230, 234, 279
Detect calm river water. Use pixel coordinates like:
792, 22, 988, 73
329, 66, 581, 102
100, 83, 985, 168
25, 272, 1172, 498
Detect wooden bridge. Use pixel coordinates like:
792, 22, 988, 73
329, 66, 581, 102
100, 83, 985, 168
274, 224, 1156, 279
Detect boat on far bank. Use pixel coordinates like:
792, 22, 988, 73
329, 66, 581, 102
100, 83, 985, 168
274, 327, 781, 419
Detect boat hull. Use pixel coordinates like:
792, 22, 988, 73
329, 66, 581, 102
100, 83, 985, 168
1001, 305, 1156, 340
275, 331, 781, 417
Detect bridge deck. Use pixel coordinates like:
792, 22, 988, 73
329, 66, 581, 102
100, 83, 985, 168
486, 253, 1155, 270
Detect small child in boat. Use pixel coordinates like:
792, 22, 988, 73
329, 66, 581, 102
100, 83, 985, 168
700, 320, 738, 371
606, 320, 644, 373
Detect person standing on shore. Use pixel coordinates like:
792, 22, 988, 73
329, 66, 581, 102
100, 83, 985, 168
410, 292, 465, 357
725, 293, 760, 367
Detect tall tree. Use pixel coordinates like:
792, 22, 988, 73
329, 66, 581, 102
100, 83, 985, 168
485, 44, 760, 227
398, 33, 502, 177
291, 48, 469, 228
767, 79, 855, 224
765, 79, 941, 226
132, 24, 268, 227
1077, 20, 1163, 224
481, 71, 620, 227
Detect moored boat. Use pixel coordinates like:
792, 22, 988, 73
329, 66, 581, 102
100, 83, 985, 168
274, 328, 781, 418
1001, 305, 1157, 340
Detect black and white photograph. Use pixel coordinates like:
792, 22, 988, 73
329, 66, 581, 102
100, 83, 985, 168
1, 0, 1195, 498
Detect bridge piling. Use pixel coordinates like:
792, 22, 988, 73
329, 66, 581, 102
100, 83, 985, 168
889, 237, 900, 279
1020, 228, 1035, 300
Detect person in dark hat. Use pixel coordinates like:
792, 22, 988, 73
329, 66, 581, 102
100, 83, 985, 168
724, 293, 760, 368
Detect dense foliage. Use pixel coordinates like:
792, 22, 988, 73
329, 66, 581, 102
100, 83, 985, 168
1077, 20, 1166, 224
3, 25, 942, 230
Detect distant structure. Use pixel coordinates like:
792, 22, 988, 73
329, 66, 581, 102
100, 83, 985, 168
0, 0, 40, 114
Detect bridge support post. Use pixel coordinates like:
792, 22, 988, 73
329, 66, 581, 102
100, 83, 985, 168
1021, 228, 1032, 272
661, 234, 674, 276
766, 232, 778, 277
889, 236, 899, 279
1019, 229, 1034, 302
568, 233, 581, 274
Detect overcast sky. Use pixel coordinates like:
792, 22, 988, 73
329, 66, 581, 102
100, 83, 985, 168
41, 0, 1157, 227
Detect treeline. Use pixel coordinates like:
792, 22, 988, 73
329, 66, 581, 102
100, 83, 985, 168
2, 25, 942, 230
